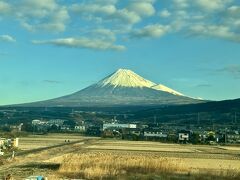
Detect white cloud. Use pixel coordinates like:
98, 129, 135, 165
71, 4, 116, 16
1, 0, 240, 51
224, 6, 240, 28
127, 1, 155, 17
195, 0, 232, 11
32, 27, 124, 51
169, 0, 240, 44
173, 0, 232, 11
228, 5, 240, 14
0, 1, 11, 15
71, 2, 142, 25
173, 0, 189, 9
32, 37, 125, 51
113, 9, 141, 24
131, 24, 171, 38
159, 9, 171, 18
10, 0, 70, 32
0, 35, 16, 42
92, 0, 118, 5
91, 28, 116, 42
17, 0, 57, 18
188, 24, 240, 42
217, 64, 240, 78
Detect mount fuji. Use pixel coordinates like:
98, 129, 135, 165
19, 69, 204, 107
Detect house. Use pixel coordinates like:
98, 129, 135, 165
178, 130, 191, 142
74, 125, 86, 132
0, 138, 19, 148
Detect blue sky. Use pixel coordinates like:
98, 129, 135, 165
1, 0, 240, 105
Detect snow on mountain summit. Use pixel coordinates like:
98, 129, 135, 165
98, 69, 156, 88
151, 84, 184, 96
97, 68, 184, 96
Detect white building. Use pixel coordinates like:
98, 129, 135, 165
14, 138, 19, 147
178, 131, 190, 141
103, 123, 137, 130
75, 125, 86, 132
0, 138, 19, 148
48, 119, 65, 126
144, 131, 167, 138
0, 138, 5, 147
32, 119, 45, 125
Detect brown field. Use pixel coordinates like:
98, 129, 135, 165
18, 133, 89, 150
1, 135, 240, 179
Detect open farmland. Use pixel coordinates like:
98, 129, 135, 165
0, 136, 240, 179
18, 133, 88, 150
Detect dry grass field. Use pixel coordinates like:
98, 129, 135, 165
54, 151, 240, 179
1, 136, 240, 179
18, 133, 87, 150
58, 152, 186, 179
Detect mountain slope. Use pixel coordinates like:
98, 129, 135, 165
16, 69, 204, 107
151, 84, 183, 96
129, 98, 240, 125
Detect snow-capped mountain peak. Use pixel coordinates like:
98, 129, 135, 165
96, 68, 185, 96
151, 84, 183, 96
98, 68, 156, 88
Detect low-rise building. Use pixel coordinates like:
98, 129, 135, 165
178, 130, 190, 142
227, 131, 240, 143
48, 119, 65, 126
32, 119, 44, 125
0, 137, 19, 149
61, 125, 71, 131
143, 128, 167, 140
103, 123, 137, 130
75, 125, 86, 132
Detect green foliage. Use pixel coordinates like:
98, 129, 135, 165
0, 126, 11, 132
190, 132, 200, 144
21, 123, 33, 132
